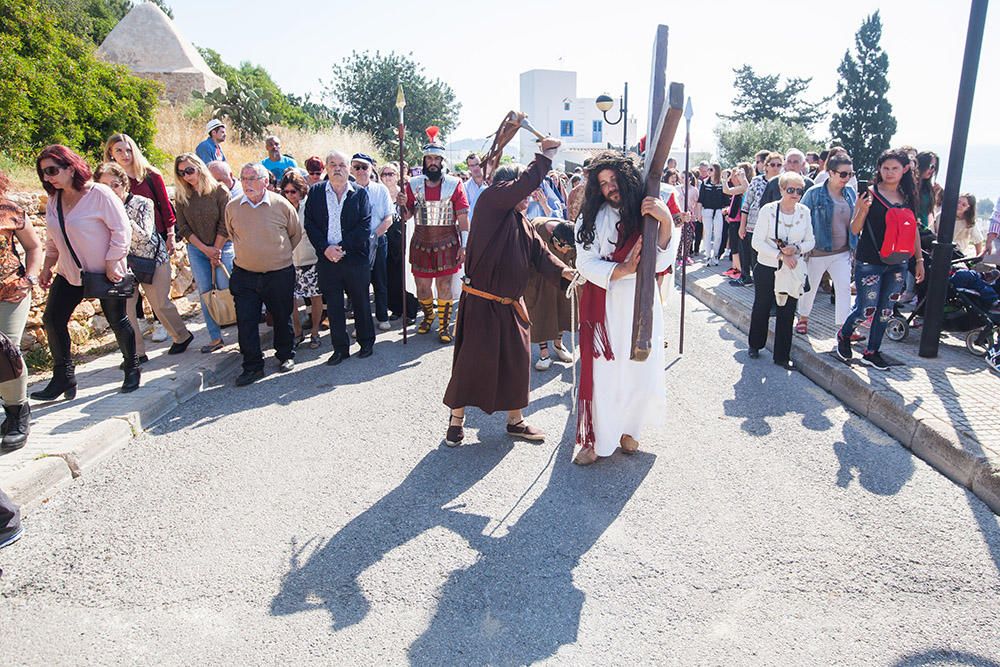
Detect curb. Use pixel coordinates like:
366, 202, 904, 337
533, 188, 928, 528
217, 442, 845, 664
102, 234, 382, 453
8, 332, 265, 512
687, 280, 1000, 516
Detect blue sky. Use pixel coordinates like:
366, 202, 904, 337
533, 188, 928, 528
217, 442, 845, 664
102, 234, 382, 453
164, 0, 999, 195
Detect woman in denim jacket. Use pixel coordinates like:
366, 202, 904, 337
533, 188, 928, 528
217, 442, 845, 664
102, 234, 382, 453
796, 154, 858, 334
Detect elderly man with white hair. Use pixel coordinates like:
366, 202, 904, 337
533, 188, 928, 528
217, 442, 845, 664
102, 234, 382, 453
758, 148, 815, 209
303, 150, 375, 366
208, 160, 243, 200
225, 162, 303, 386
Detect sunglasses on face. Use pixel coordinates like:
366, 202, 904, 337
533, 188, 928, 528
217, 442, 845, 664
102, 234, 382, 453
767, 162, 782, 168
177, 167, 197, 176
282, 188, 298, 195
351, 163, 369, 171
784, 187, 805, 196
41, 165, 65, 177
835, 170, 854, 179
308, 170, 322, 176
380, 172, 396, 178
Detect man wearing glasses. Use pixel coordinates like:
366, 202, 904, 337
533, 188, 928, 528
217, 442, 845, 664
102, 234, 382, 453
225, 163, 303, 386
351, 153, 394, 331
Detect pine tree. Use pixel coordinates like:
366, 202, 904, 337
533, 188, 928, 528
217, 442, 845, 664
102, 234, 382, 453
830, 11, 898, 179
718, 66, 831, 129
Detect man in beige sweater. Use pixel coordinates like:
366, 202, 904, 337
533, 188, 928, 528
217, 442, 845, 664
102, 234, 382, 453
226, 163, 303, 386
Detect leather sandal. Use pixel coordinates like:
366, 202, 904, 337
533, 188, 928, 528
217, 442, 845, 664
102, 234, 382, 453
573, 447, 599, 466
620, 435, 639, 454
506, 419, 544, 441
445, 414, 464, 447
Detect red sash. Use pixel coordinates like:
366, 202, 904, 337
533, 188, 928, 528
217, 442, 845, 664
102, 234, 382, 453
576, 232, 639, 449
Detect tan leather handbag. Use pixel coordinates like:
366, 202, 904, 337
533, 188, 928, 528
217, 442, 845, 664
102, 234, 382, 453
201, 263, 236, 327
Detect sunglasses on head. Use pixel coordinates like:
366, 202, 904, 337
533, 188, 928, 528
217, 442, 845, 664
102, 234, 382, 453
784, 187, 805, 196
835, 170, 854, 179
351, 163, 369, 171
177, 166, 197, 176
41, 165, 65, 177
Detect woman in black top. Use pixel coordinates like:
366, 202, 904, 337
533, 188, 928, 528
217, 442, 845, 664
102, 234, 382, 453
835, 149, 924, 370
698, 163, 727, 266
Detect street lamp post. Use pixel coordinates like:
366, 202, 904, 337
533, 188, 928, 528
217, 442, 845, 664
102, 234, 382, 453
595, 82, 629, 152
918, 0, 988, 358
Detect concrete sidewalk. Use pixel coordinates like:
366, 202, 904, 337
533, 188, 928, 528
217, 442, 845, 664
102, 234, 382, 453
684, 260, 1000, 514
0, 315, 252, 509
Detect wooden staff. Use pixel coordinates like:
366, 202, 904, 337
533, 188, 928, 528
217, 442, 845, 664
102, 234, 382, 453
396, 84, 407, 343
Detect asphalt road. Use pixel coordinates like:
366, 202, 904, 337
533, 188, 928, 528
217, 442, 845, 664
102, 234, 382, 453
1, 298, 999, 666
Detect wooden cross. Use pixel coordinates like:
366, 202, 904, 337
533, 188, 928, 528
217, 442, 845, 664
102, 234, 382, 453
631, 25, 685, 361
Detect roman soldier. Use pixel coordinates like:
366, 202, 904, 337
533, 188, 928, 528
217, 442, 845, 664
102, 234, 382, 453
400, 127, 470, 343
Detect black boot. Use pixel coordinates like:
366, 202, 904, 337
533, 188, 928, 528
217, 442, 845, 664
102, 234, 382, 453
121, 357, 141, 394
1, 403, 30, 452
30, 363, 77, 401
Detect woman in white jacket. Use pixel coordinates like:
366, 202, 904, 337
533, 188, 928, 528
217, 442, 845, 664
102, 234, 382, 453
748, 171, 815, 370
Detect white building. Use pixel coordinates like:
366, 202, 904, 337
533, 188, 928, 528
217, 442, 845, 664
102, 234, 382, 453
519, 69, 638, 168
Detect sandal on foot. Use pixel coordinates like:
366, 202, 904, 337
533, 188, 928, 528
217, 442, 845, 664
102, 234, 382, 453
506, 419, 544, 441
200, 340, 224, 353
573, 447, 598, 465
309, 334, 321, 349
620, 435, 639, 454
445, 414, 464, 447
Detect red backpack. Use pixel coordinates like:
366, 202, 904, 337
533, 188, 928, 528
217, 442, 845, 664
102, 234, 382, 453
868, 188, 917, 264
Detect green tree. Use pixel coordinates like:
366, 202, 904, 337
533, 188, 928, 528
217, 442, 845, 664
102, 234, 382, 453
829, 11, 897, 180
43, 0, 173, 45
198, 48, 332, 130
714, 120, 822, 166
0, 0, 160, 161
324, 51, 461, 164
718, 66, 832, 129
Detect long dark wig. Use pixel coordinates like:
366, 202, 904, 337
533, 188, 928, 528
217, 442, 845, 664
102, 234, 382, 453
577, 151, 644, 251
873, 148, 919, 213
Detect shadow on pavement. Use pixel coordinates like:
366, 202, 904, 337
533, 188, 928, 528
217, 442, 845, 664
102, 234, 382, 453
892, 649, 1000, 666
833, 421, 914, 496
271, 379, 654, 664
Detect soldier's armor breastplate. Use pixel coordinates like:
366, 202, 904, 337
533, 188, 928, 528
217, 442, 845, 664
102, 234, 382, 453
412, 176, 460, 227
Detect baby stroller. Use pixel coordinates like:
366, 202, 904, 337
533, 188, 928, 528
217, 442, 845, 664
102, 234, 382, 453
884, 252, 1000, 356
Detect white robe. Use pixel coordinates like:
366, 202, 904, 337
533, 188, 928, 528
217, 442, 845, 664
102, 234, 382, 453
576, 204, 670, 456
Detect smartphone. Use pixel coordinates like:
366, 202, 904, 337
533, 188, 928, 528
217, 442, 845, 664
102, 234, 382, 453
858, 179, 870, 196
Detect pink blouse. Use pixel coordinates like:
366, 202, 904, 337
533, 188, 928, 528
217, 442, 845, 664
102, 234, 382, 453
45, 184, 131, 287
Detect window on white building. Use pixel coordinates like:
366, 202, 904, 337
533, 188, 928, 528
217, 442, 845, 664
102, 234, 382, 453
560, 120, 574, 137
563, 99, 571, 111
592, 120, 602, 143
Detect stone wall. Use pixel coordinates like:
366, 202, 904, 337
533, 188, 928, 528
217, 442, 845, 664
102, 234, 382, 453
6, 192, 199, 354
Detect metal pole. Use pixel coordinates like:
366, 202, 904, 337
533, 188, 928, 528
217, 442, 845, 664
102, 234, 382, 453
679, 98, 693, 354
919, 0, 988, 358
622, 82, 629, 153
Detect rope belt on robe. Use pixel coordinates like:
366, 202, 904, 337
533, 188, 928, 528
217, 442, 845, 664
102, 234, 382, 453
460, 283, 532, 325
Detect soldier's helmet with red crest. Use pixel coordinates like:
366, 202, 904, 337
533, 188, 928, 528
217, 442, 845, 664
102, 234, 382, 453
421, 126, 447, 161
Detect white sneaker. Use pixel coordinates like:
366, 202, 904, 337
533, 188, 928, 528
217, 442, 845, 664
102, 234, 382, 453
377, 320, 391, 331
552, 346, 574, 363
151, 323, 169, 342
534, 356, 552, 371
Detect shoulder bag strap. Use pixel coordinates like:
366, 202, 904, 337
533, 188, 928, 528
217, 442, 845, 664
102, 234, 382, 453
56, 192, 83, 270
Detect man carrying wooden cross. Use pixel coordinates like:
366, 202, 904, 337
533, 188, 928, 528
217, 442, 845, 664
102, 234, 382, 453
572, 151, 683, 465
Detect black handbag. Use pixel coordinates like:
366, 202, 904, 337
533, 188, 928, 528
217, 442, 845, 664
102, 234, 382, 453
127, 254, 157, 285
57, 192, 136, 299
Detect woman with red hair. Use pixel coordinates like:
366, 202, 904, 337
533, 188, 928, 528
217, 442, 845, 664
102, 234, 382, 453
31, 145, 140, 400
0, 169, 44, 451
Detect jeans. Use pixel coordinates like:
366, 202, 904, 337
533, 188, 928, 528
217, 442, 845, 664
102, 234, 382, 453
748, 263, 797, 363
702, 208, 725, 259
229, 264, 296, 373
43, 275, 136, 369
317, 256, 374, 354
370, 235, 389, 322
188, 241, 234, 342
0, 296, 30, 405
797, 251, 853, 325
838, 261, 906, 354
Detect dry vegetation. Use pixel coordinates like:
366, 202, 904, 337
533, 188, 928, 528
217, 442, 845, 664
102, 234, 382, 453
153, 105, 383, 185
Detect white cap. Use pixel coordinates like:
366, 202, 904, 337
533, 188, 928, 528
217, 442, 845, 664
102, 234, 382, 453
206, 119, 225, 134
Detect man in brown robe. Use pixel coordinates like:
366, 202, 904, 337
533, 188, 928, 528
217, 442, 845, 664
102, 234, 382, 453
443, 138, 575, 446
524, 217, 576, 370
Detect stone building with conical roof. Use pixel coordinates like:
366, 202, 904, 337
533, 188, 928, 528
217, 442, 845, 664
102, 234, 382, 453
97, 1, 226, 103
